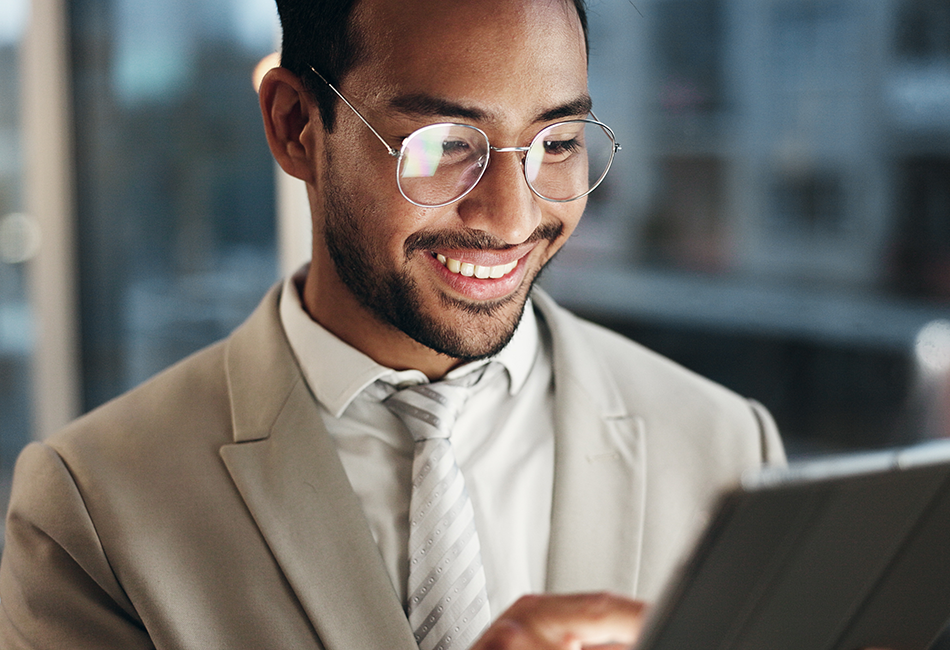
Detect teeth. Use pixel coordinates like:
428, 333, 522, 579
436, 253, 518, 279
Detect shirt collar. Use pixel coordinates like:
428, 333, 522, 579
279, 267, 539, 418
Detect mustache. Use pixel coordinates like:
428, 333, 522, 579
404, 221, 564, 256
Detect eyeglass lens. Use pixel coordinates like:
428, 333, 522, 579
396, 120, 616, 207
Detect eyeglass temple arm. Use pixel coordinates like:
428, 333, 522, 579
589, 110, 622, 153
309, 66, 399, 157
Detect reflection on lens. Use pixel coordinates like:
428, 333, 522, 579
400, 125, 455, 178
397, 123, 489, 207
525, 144, 544, 184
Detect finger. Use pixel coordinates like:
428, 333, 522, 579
472, 618, 544, 650
473, 619, 637, 650
502, 592, 647, 647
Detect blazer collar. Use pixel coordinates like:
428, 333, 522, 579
532, 288, 648, 598
219, 285, 417, 650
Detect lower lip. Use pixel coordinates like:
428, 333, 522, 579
427, 253, 531, 302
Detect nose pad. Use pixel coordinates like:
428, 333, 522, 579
457, 150, 543, 245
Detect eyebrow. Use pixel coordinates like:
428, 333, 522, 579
388, 94, 488, 121
536, 95, 593, 122
386, 93, 594, 124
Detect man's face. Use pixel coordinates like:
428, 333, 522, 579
313, 0, 589, 362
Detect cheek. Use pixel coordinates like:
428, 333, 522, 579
326, 119, 400, 200
563, 201, 587, 235
329, 138, 447, 249
547, 199, 586, 240
354, 150, 394, 193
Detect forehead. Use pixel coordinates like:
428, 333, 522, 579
347, 0, 588, 122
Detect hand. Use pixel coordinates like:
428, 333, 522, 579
471, 592, 648, 650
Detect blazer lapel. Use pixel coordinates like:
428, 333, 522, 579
533, 290, 648, 598
218, 287, 417, 650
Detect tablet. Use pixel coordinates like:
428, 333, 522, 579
635, 440, 950, 650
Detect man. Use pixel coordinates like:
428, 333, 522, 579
0, 0, 784, 648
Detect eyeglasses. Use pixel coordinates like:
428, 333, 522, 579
310, 67, 621, 208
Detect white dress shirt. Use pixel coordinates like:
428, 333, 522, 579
278, 271, 555, 618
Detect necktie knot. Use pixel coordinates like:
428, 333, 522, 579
383, 365, 489, 443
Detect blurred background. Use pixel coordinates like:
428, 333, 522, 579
1, 0, 949, 547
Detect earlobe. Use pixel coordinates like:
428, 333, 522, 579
259, 67, 322, 184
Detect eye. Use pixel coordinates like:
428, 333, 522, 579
439, 137, 484, 167
442, 139, 471, 155
542, 137, 583, 159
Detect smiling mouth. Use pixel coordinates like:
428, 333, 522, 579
434, 253, 519, 279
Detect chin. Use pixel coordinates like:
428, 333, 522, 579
409, 289, 530, 361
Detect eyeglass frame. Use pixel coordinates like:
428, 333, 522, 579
309, 66, 621, 208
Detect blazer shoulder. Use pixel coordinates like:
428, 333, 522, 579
51, 338, 232, 456
579, 315, 741, 402
50, 283, 290, 459
536, 289, 744, 404
533, 288, 785, 465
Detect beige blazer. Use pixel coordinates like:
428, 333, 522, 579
0, 286, 784, 649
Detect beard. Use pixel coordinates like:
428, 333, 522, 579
321, 163, 564, 361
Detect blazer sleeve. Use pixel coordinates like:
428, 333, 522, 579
0, 442, 153, 649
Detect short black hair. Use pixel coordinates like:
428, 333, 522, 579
275, 0, 589, 132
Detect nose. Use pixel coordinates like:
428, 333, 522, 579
456, 148, 543, 245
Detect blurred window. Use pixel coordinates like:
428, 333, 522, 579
0, 0, 31, 534
654, 0, 724, 115
896, 0, 950, 59
70, 0, 280, 410
542, 0, 950, 455
892, 157, 950, 298
770, 169, 846, 235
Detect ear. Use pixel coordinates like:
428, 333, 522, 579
259, 66, 323, 185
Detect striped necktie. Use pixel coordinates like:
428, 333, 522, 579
384, 368, 492, 650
